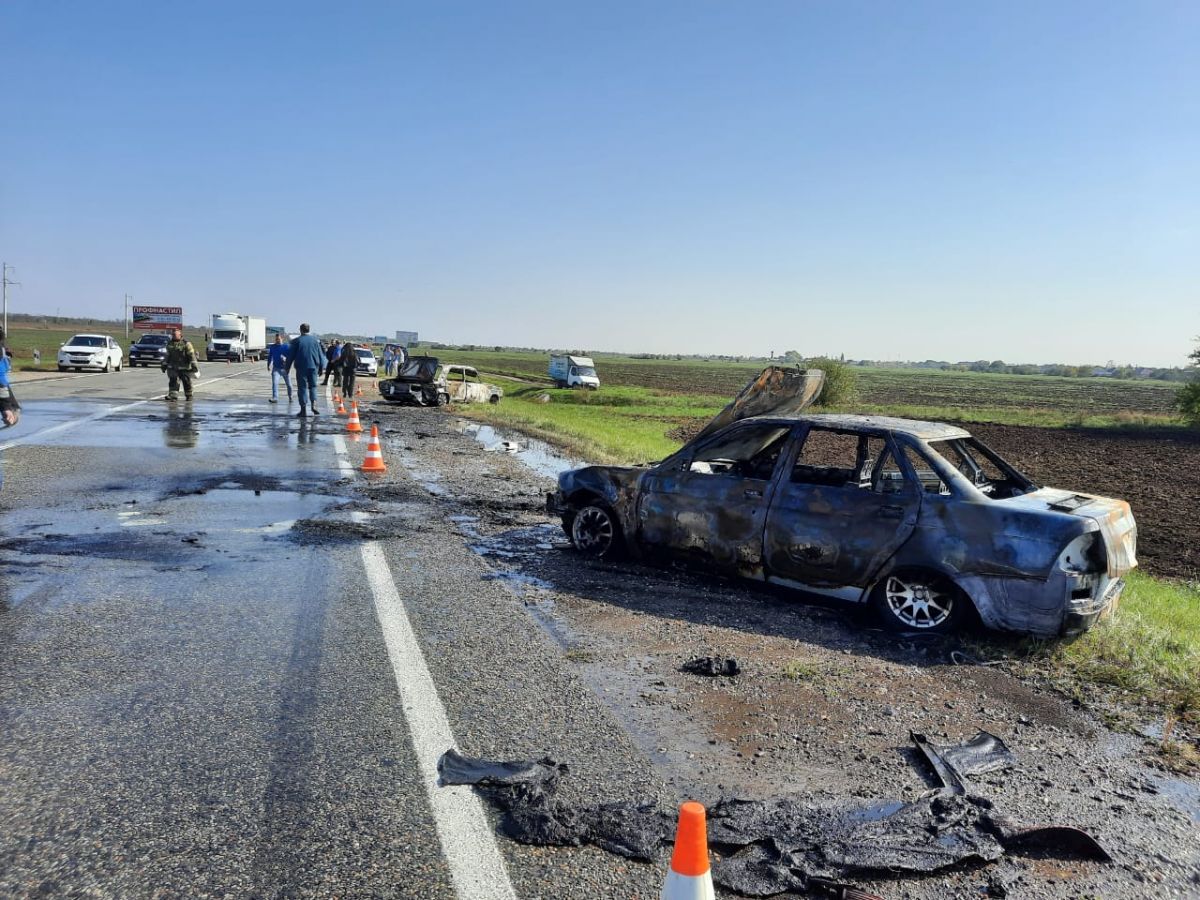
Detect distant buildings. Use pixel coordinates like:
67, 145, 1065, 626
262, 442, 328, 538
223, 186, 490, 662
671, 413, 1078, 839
394, 330, 418, 346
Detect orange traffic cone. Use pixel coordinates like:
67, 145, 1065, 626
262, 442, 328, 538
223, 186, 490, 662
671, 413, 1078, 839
345, 400, 363, 433
336, 395, 347, 415
661, 802, 715, 900
361, 425, 386, 472
356, 384, 363, 397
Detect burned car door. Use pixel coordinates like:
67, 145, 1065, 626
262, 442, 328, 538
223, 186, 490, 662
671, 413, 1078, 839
636, 422, 794, 574
763, 427, 920, 588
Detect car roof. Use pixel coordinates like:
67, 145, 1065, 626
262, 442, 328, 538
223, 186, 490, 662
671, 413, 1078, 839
740, 412, 971, 441
69, 333, 113, 339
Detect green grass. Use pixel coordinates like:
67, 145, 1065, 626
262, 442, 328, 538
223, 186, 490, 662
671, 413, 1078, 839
1045, 572, 1200, 724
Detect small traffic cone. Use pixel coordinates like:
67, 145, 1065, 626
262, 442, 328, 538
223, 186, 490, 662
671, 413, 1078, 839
345, 400, 363, 433
336, 395, 347, 415
661, 802, 714, 900
361, 425, 386, 472
356, 384, 363, 397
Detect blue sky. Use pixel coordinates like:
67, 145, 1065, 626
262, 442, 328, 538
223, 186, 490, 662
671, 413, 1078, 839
2, 1, 1196, 365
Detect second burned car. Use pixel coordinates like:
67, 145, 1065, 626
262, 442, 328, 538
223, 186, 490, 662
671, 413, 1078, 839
379, 355, 503, 406
548, 368, 1137, 638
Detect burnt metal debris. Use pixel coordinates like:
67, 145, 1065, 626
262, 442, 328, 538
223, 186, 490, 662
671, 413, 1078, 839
681, 656, 742, 677
438, 731, 1109, 898
548, 365, 1138, 638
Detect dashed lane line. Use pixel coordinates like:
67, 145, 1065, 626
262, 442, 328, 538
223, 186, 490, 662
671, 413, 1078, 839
0, 368, 254, 451
331, 419, 518, 900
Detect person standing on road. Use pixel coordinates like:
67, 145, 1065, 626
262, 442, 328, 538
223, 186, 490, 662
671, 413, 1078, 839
286, 323, 324, 417
162, 327, 199, 401
382, 347, 395, 377
266, 334, 293, 404
322, 340, 341, 388
338, 342, 359, 401
0, 328, 20, 493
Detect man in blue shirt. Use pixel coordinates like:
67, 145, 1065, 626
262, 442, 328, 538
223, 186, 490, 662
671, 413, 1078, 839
285, 323, 325, 417
265, 334, 293, 404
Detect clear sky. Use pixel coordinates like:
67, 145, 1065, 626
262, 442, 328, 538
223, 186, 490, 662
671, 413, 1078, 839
1, 1, 1196, 366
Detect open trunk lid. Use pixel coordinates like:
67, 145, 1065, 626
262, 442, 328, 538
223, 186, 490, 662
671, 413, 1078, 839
689, 366, 825, 444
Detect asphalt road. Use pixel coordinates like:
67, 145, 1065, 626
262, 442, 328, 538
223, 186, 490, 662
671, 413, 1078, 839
0, 364, 666, 899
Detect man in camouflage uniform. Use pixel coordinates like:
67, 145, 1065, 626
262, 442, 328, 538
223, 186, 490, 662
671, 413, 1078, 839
162, 327, 199, 401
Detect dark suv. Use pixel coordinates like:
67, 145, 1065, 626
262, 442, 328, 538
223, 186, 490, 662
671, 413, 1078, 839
129, 333, 171, 367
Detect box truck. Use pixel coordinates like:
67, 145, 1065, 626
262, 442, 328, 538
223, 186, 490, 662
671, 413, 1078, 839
207, 313, 267, 362
549, 354, 600, 389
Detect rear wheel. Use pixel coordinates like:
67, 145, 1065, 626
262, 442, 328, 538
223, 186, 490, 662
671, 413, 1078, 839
569, 504, 623, 558
870, 570, 966, 634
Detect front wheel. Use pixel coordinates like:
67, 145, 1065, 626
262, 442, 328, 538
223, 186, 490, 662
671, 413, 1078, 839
570, 504, 623, 558
436, 392, 449, 407
103, 358, 112, 373
870, 570, 966, 634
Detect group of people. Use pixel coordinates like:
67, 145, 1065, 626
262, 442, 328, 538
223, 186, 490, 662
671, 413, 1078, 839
265, 326, 366, 417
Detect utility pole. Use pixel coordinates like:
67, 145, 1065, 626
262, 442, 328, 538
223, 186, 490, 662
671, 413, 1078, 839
2, 263, 20, 336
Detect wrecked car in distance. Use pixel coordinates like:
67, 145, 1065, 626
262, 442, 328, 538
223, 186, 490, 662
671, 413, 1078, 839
548, 367, 1137, 637
379, 356, 502, 406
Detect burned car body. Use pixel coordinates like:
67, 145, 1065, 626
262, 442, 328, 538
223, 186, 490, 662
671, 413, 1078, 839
549, 368, 1137, 637
379, 356, 502, 406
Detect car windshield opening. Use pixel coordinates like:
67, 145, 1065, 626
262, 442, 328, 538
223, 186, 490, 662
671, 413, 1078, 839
687, 425, 790, 479
68, 336, 106, 347
926, 437, 1034, 498
212, 330, 241, 339
139, 335, 169, 345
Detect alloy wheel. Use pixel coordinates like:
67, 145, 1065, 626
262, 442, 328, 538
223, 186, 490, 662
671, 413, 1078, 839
883, 574, 955, 629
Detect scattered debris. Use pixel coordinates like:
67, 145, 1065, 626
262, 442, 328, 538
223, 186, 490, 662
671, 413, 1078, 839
439, 731, 1109, 897
682, 656, 742, 677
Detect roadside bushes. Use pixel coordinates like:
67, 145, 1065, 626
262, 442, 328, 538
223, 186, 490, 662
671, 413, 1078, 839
806, 356, 859, 407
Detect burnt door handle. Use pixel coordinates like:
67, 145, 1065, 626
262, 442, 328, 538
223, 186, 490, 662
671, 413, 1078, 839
744, 488, 763, 499
879, 505, 904, 519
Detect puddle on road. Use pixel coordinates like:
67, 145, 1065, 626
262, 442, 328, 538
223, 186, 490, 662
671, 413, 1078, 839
0, 487, 334, 577
460, 422, 586, 480
1152, 774, 1200, 824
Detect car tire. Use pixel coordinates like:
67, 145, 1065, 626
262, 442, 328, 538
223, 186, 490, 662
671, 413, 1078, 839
58, 365, 67, 372
436, 393, 449, 407
569, 504, 624, 558
489, 394, 500, 404
103, 358, 112, 373
869, 570, 966, 634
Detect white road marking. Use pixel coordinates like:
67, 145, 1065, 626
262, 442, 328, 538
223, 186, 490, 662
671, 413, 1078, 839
329, 398, 517, 900
0, 369, 252, 451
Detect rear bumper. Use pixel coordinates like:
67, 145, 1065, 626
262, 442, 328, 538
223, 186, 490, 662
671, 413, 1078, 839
1062, 576, 1125, 636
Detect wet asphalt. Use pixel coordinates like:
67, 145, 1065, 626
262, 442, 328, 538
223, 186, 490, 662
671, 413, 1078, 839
0, 365, 665, 898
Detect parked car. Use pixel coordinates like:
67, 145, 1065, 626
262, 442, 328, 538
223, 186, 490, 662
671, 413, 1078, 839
379, 356, 502, 406
548, 367, 1137, 637
128, 333, 171, 367
354, 347, 378, 377
57, 334, 124, 372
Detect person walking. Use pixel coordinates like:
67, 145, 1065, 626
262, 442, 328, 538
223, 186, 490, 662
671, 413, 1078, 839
266, 333, 293, 403
383, 347, 394, 377
286, 323, 325, 417
338, 342, 359, 402
162, 327, 199, 401
322, 340, 341, 388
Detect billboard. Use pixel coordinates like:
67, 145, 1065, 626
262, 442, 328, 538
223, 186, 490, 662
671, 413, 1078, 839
132, 305, 183, 330
395, 330, 418, 346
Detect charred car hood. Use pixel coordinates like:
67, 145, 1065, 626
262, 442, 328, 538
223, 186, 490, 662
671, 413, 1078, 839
689, 366, 825, 445
1000, 488, 1137, 577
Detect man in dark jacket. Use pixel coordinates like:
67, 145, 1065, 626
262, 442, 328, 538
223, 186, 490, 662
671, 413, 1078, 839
322, 340, 342, 388
285, 323, 325, 417
338, 343, 360, 401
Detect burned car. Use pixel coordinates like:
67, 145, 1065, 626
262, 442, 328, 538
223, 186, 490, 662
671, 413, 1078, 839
548, 368, 1137, 637
379, 356, 502, 406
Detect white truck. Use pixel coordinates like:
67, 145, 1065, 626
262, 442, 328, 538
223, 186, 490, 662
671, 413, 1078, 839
549, 354, 600, 389
206, 313, 267, 362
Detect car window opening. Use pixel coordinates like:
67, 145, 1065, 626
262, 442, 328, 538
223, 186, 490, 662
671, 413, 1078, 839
687, 425, 790, 479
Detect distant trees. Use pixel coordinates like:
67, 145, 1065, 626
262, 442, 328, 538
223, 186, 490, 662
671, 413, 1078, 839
1178, 337, 1200, 427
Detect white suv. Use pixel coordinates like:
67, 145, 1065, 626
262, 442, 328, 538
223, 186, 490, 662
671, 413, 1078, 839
58, 334, 124, 372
